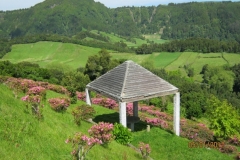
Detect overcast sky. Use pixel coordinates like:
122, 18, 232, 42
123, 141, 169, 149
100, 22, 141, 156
0, 0, 239, 11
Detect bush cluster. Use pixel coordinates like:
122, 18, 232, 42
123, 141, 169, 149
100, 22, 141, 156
48, 97, 70, 112
112, 123, 132, 145
72, 104, 96, 125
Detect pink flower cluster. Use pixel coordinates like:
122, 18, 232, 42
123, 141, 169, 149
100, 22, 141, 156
91, 98, 118, 109
181, 122, 214, 141
47, 84, 69, 95
21, 95, 41, 104
88, 122, 114, 144
139, 105, 155, 112
76, 92, 118, 109
27, 86, 46, 95
5, 77, 69, 95
66, 123, 114, 159
139, 142, 151, 158
126, 103, 133, 116
228, 136, 240, 146
145, 117, 169, 129
20, 85, 46, 119
81, 135, 103, 145
76, 92, 86, 101
219, 144, 237, 153
48, 97, 70, 111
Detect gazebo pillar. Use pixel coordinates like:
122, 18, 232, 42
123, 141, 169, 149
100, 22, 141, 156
130, 101, 138, 131
119, 102, 127, 127
133, 101, 138, 117
85, 88, 91, 105
173, 92, 180, 136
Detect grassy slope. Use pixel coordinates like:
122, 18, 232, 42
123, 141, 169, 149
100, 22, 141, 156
131, 127, 233, 160
0, 84, 139, 160
2, 41, 101, 69
0, 83, 235, 160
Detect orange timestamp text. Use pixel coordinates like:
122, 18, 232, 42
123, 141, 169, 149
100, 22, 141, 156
188, 141, 224, 149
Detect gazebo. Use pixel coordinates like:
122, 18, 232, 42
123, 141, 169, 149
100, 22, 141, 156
85, 60, 180, 136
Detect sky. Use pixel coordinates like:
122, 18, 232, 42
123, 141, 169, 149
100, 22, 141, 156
0, 0, 239, 11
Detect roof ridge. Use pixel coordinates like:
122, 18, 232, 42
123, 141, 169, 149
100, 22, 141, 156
120, 61, 129, 100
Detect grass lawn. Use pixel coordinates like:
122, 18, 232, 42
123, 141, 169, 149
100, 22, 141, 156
2, 41, 101, 69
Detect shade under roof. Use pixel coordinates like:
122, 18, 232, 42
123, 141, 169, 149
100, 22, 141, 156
86, 60, 178, 102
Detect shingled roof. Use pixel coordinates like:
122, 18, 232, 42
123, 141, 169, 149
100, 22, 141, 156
86, 60, 178, 102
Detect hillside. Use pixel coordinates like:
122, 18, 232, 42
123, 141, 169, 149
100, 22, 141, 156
0, 79, 236, 160
0, 83, 141, 160
0, 0, 240, 42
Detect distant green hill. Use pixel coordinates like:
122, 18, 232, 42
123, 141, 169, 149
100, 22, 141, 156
1, 0, 240, 42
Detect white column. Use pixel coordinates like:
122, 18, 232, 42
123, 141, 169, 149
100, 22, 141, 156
119, 102, 127, 127
85, 88, 91, 106
133, 101, 138, 117
174, 92, 180, 136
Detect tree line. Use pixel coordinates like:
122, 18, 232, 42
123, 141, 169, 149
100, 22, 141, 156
135, 38, 240, 54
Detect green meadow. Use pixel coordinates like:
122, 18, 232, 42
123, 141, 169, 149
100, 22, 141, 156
2, 41, 101, 69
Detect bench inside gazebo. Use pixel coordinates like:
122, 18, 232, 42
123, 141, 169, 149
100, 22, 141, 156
85, 60, 180, 136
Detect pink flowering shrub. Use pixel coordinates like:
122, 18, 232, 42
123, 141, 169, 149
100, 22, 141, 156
88, 122, 114, 144
228, 136, 240, 146
145, 117, 169, 129
181, 122, 214, 141
21, 86, 46, 119
101, 98, 118, 109
66, 132, 102, 160
48, 97, 70, 112
46, 84, 69, 95
76, 92, 86, 101
72, 104, 96, 125
219, 144, 237, 154
66, 122, 114, 160
27, 86, 46, 96
139, 105, 155, 112
126, 103, 133, 116
5, 77, 70, 96
139, 142, 151, 159
91, 97, 118, 109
